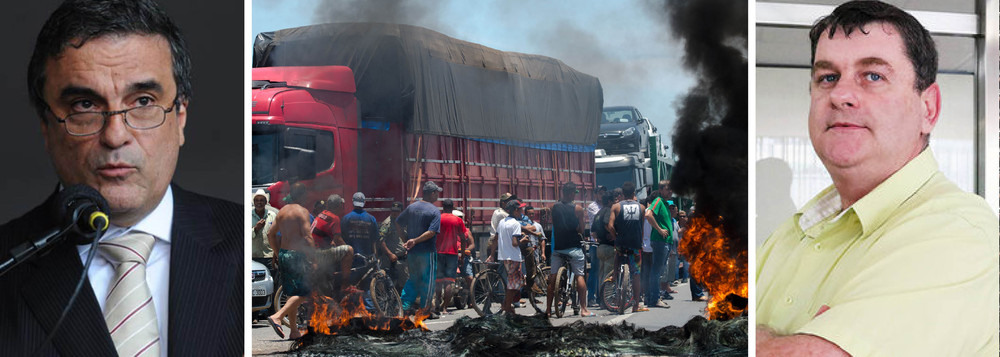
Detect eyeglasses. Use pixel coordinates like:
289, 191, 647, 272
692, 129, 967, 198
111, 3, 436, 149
48, 104, 176, 136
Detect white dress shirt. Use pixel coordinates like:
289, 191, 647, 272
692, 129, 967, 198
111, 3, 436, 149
77, 186, 172, 357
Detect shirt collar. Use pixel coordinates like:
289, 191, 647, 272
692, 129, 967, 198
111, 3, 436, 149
103, 186, 174, 242
797, 149, 938, 236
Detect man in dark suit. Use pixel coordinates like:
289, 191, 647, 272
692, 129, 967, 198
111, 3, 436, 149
0, 0, 242, 356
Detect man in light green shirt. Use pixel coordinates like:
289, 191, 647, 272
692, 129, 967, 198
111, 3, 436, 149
756, 1, 999, 356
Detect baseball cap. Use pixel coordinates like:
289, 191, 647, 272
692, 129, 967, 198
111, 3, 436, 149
452, 210, 464, 217
352, 192, 366, 207
391, 201, 404, 212
423, 181, 443, 192
500, 192, 513, 202
505, 200, 526, 213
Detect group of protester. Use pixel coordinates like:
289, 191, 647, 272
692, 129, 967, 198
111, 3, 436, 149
486, 180, 706, 317
585, 180, 707, 312
251, 181, 478, 339
249, 178, 709, 338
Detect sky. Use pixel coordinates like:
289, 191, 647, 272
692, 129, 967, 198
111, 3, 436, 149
251, 0, 696, 151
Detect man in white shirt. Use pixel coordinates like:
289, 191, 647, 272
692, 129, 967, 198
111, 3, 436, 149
497, 200, 529, 315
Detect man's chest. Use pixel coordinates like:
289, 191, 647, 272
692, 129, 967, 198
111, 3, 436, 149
756, 223, 869, 333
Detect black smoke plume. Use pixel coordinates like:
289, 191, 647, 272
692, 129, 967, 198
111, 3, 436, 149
663, 0, 748, 257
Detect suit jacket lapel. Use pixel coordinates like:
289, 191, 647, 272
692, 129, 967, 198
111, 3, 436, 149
167, 185, 237, 356
20, 235, 116, 356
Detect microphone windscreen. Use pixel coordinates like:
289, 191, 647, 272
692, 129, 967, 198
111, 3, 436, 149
51, 184, 110, 231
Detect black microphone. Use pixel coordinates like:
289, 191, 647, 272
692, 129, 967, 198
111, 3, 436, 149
0, 185, 110, 277
52, 184, 111, 243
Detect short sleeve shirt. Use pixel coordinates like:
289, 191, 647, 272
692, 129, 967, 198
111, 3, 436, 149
396, 200, 441, 254
497, 216, 523, 262
490, 208, 508, 236
436, 213, 466, 255
341, 208, 379, 257
310, 210, 341, 249
379, 216, 405, 255
647, 197, 672, 243
756, 150, 999, 356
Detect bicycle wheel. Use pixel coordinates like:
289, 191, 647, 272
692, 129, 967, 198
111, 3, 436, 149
471, 269, 506, 317
554, 267, 570, 318
528, 265, 549, 313
599, 277, 617, 312
370, 272, 402, 317
274, 286, 311, 329
616, 264, 633, 315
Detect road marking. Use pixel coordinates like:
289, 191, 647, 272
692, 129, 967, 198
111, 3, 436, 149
604, 313, 633, 325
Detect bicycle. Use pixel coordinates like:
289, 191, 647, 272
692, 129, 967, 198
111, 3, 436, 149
470, 259, 506, 316
551, 240, 596, 318
599, 247, 637, 314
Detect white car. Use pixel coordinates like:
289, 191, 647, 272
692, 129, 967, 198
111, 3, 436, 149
251, 260, 275, 314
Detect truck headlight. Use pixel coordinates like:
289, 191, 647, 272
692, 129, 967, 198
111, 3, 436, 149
623, 127, 635, 136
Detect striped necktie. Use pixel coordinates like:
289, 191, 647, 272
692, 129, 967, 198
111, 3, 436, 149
99, 232, 160, 357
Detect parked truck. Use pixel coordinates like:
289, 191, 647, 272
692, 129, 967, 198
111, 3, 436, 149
251, 23, 603, 249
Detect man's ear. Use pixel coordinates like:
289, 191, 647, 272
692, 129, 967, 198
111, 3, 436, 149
176, 99, 188, 146
919, 83, 941, 135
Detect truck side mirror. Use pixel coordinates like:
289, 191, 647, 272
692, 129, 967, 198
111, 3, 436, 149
282, 146, 317, 181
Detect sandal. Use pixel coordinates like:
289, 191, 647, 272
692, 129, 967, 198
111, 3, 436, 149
581, 311, 597, 317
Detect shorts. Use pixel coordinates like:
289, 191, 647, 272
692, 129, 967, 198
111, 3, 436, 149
615, 247, 642, 276
550, 247, 585, 277
460, 254, 474, 277
435, 253, 459, 282
503, 260, 524, 291
314, 244, 353, 272
278, 249, 310, 296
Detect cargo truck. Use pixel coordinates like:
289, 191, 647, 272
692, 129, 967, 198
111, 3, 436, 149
251, 23, 603, 248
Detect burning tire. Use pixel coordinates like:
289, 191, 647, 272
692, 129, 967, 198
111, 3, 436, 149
471, 269, 505, 316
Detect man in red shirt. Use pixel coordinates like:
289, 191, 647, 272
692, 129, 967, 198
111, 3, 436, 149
434, 199, 467, 314
311, 194, 355, 295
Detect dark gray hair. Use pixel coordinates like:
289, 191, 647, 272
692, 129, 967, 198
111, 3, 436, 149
28, 0, 192, 120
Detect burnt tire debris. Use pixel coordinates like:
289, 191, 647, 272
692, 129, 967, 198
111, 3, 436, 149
290, 314, 747, 356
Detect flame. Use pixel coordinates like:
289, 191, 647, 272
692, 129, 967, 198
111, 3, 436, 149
305, 291, 429, 336
678, 216, 748, 320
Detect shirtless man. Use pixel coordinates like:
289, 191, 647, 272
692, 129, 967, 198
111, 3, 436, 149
265, 183, 319, 339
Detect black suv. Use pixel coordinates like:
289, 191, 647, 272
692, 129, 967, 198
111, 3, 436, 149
598, 106, 652, 156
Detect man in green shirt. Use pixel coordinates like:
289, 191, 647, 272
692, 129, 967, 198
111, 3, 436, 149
756, 2, 998, 356
644, 180, 672, 307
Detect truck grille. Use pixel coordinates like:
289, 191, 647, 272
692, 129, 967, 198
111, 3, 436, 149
252, 270, 266, 282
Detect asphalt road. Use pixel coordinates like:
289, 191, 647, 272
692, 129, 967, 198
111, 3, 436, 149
251, 281, 708, 355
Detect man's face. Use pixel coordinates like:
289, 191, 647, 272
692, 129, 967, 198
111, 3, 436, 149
253, 196, 267, 210
390, 210, 401, 219
659, 183, 671, 198
808, 23, 939, 182
525, 209, 535, 221
41, 34, 186, 226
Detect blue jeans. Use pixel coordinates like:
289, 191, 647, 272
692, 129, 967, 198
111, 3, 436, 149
401, 251, 436, 310
647, 241, 668, 303
586, 245, 599, 301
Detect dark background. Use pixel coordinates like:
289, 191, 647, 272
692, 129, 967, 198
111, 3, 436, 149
0, 1, 243, 223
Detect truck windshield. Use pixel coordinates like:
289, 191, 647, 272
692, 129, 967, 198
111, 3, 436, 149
601, 109, 636, 124
597, 166, 634, 190
252, 132, 279, 185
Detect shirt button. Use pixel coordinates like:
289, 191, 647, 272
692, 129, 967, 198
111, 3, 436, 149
785, 296, 793, 305
814, 243, 822, 251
